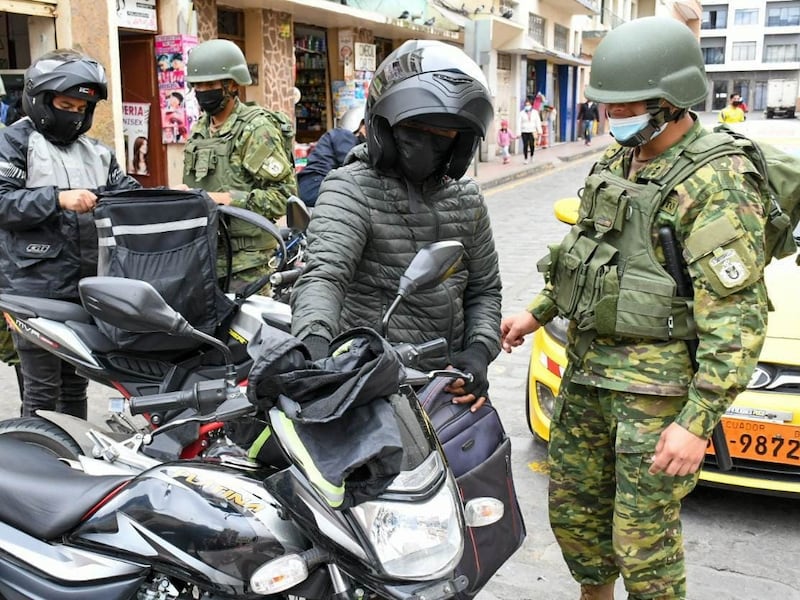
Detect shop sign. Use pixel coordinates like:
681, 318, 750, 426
117, 0, 157, 32
354, 43, 376, 72
122, 102, 151, 176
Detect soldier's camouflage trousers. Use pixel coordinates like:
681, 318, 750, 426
218, 249, 274, 297
548, 381, 700, 600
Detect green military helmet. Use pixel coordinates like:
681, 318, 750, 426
585, 16, 708, 108
186, 39, 252, 85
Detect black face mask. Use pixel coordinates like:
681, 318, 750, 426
47, 107, 91, 145
393, 126, 455, 184
195, 88, 228, 116
356, 132, 366, 144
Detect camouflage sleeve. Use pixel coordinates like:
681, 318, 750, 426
670, 156, 769, 439
228, 118, 297, 221
527, 284, 558, 324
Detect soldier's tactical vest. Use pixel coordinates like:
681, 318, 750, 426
183, 105, 276, 255
538, 166, 696, 342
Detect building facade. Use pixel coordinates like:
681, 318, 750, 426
700, 0, 800, 113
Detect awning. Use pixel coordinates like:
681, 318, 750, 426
224, 0, 462, 43
521, 39, 591, 66
429, 2, 469, 29
0, 0, 56, 17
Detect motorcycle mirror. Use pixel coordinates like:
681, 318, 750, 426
396, 241, 464, 299
554, 197, 580, 225
286, 195, 311, 232
79, 276, 191, 335
382, 241, 464, 337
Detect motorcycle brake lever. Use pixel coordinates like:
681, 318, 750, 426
426, 369, 474, 383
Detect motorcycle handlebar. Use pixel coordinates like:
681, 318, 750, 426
129, 389, 197, 416
270, 267, 304, 287
129, 380, 228, 416
393, 338, 449, 370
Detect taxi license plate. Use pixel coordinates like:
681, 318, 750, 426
707, 418, 800, 466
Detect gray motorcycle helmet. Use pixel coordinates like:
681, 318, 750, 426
366, 39, 494, 179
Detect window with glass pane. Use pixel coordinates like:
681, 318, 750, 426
528, 13, 545, 44
764, 44, 798, 62
734, 9, 759, 25
701, 47, 726, 64
732, 41, 757, 60
767, 6, 800, 27
702, 7, 728, 29
554, 24, 569, 53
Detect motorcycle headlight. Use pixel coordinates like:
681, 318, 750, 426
350, 476, 463, 580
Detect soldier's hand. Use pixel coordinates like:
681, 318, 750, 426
208, 192, 233, 205
648, 423, 707, 477
500, 312, 540, 353
59, 189, 97, 213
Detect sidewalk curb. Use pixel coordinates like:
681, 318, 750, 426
557, 142, 612, 162
478, 161, 556, 191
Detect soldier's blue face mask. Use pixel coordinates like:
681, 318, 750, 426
607, 113, 666, 147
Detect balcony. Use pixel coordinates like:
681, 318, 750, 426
541, 0, 598, 16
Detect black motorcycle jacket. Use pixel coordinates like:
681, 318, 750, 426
0, 118, 140, 300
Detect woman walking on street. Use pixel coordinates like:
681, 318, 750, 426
518, 98, 542, 163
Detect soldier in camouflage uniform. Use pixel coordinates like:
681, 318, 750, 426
183, 39, 297, 295
501, 17, 768, 600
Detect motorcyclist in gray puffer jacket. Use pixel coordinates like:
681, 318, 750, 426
291, 39, 502, 411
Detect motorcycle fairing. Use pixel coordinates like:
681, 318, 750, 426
71, 461, 306, 596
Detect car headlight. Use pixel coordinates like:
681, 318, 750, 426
350, 476, 463, 580
536, 382, 556, 420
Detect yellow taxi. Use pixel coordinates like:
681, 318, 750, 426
526, 199, 800, 496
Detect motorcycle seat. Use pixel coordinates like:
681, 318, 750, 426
0, 294, 92, 323
0, 436, 130, 540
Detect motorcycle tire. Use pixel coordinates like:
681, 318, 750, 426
0, 417, 83, 460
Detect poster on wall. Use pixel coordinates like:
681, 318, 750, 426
338, 29, 354, 81
116, 0, 157, 32
122, 102, 151, 176
155, 34, 198, 144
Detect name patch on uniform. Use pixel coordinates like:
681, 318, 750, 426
265, 157, 284, 177
661, 196, 679, 215
709, 247, 749, 288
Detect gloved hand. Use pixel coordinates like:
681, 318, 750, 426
448, 344, 491, 401
302, 334, 330, 362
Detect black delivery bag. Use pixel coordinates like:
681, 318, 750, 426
93, 188, 234, 351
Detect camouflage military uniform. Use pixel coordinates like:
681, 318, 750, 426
529, 117, 768, 599
183, 98, 297, 294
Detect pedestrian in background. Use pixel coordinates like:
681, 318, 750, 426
0, 49, 141, 418
578, 98, 600, 145
719, 93, 745, 124
297, 105, 365, 207
496, 118, 516, 164
183, 39, 297, 295
518, 97, 541, 164
501, 17, 767, 600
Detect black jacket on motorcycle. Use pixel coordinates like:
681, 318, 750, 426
290, 144, 502, 368
0, 118, 140, 300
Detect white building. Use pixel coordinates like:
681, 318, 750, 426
700, 0, 800, 112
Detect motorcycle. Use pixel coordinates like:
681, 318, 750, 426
0, 195, 311, 461
0, 245, 503, 599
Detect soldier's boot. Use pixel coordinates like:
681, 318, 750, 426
579, 583, 615, 600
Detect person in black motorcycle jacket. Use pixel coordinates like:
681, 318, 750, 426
291, 40, 502, 411
0, 49, 140, 419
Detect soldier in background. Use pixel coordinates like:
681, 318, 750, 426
501, 17, 768, 600
183, 39, 297, 294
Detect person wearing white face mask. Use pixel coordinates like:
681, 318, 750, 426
501, 16, 768, 600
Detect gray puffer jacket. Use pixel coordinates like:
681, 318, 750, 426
290, 144, 502, 367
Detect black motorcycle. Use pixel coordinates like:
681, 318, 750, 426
0, 241, 504, 599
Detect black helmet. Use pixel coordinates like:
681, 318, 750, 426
23, 49, 108, 144
366, 39, 493, 179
